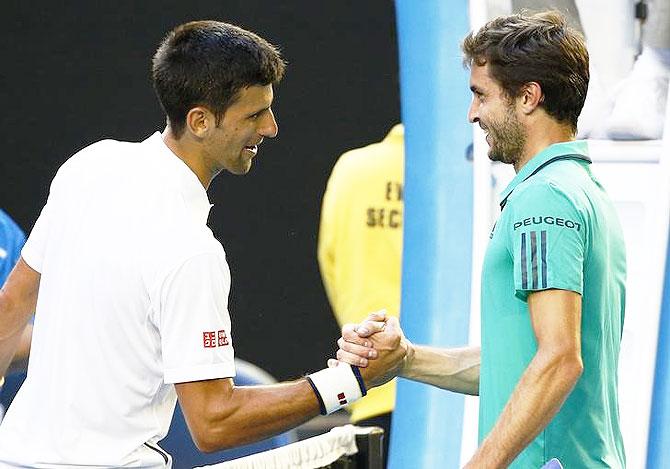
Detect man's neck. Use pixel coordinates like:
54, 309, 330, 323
161, 127, 212, 189
513, 122, 575, 173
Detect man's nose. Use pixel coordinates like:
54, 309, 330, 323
467, 100, 479, 124
259, 109, 278, 138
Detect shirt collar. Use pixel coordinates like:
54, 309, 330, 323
499, 140, 590, 204
146, 132, 213, 225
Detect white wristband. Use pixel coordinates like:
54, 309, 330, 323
306, 364, 367, 415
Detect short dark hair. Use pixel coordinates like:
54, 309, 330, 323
462, 11, 588, 132
152, 20, 286, 137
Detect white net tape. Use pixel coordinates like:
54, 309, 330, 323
196, 425, 376, 469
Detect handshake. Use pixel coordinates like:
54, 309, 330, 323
308, 309, 478, 417
306, 310, 414, 417
327, 310, 414, 389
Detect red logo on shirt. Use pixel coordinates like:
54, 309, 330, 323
203, 331, 217, 348
203, 330, 230, 348
217, 330, 229, 346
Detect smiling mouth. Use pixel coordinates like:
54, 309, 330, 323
479, 125, 493, 144
244, 145, 258, 155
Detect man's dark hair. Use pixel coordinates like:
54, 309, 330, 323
152, 20, 286, 138
462, 11, 588, 132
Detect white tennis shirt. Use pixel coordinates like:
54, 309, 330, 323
0, 133, 236, 467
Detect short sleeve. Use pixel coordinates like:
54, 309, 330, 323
21, 203, 50, 273
21, 165, 67, 273
506, 182, 586, 301
158, 251, 236, 384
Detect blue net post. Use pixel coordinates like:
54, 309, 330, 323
390, 1, 473, 468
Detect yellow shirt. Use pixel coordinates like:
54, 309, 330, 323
317, 124, 404, 422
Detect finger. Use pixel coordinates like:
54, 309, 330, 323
364, 309, 387, 322
341, 323, 358, 334
355, 320, 387, 337
342, 328, 373, 346
380, 316, 404, 347
338, 337, 378, 359
337, 349, 369, 367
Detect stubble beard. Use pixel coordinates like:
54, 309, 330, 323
222, 149, 254, 176
487, 107, 526, 166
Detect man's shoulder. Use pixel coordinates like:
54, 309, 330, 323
509, 178, 564, 207
51, 138, 158, 196
68, 138, 140, 165
329, 140, 403, 189
50, 139, 136, 184
511, 165, 587, 209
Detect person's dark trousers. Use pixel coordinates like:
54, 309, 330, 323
356, 412, 392, 468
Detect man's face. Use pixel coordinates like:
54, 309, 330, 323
205, 84, 278, 175
467, 63, 525, 165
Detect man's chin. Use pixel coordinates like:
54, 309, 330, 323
234, 159, 254, 175
488, 148, 502, 162
488, 148, 516, 165
230, 165, 252, 176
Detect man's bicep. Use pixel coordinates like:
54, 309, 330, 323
527, 289, 582, 353
176, 378, 235, 418
175, 378, 236, 448
1, 257, 40, 320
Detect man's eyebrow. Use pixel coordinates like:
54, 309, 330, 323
247, 105, 270, 117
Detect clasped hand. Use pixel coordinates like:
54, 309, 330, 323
328, 310, 413, 388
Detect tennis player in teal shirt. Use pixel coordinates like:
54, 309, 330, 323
480, 138, 626, 468
335, 10, 627, 468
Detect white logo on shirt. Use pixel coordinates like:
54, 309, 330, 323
0, 248, 7, 259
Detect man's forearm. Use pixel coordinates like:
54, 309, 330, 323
400, 345, 480, 395
178, 379, 321, 452
180, 318, 407, 453
466, 349, 583, 468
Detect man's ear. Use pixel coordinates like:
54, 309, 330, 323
185, 106, 215, 138
519, 82, 544, 115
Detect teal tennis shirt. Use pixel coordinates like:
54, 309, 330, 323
480, 141, 627, 468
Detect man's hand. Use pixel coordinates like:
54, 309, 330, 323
329, 311, 413, 388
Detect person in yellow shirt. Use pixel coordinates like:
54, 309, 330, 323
317, 124, 403, 464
